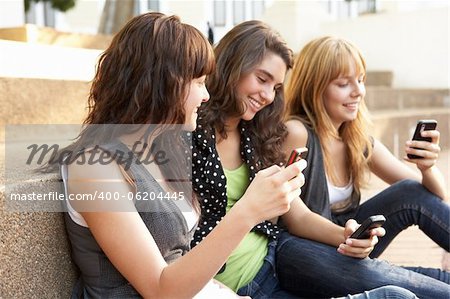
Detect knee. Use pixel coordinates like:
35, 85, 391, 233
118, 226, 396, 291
394, 179, 422, 191
391, 179, 438, 202
375, 285, 418, 299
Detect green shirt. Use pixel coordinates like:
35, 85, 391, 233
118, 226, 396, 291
214, 163, 269, 292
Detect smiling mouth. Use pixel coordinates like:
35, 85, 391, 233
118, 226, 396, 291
343, 102, 358, 108
249, 97, 263, 110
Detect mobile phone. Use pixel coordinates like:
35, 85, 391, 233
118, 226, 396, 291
407, 120, 437, 159
350, 215, 386, 239
285, 147, 308, 167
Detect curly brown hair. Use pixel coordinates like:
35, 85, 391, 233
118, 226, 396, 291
87, 12, 214, 126
44, 12, 215, 211
200, 20, 293, 168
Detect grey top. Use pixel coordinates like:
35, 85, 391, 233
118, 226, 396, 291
62, 142, 196, 298
300, 124, 361, 225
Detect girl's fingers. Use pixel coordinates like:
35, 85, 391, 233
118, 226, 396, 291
338, 235, 379, 258
269, 159, 306, 190
257, 165, 282, 177
343, 219, 359, 239
338, 243, 374, 258
406, 141, 440, 154
370, 227, 385, 237
346, 235, 378, 248
287, 173, 304, 191
292, 159, 308, 172
421, 129, 440, 144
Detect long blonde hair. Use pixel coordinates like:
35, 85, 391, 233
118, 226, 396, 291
285, 36, 372, 191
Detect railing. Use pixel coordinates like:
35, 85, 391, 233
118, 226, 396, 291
326, 0, 377, 19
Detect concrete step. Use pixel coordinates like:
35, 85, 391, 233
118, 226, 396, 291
365, 86, 450, 111
0, 77, 89, 124
0, 24, 112, 50
0, 77, 90, 141
0, 39, 100, 81
0, 134, 79, 297
371, 108, 450, 156
365, 71, 393, 87
0, 192, 77, 299
0, 139, 76, 298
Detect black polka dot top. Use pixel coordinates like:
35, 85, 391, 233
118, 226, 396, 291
189, 116, 284, 250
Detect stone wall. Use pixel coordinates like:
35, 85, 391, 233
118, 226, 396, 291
0, 184, 78, 298
1, 77, 89, 298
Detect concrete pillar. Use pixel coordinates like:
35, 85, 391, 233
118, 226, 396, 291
0, 0, 25, 27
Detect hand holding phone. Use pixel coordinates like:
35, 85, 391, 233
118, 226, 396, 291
407, 120, 437, 159
285, 147, 308, 167
350, 215, 386, 239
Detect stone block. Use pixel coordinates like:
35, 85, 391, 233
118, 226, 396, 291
365, 87, 449, 111
0, 185, 77, 298
371, 109, 450, 157
0, 77, 90, 141
0, 25, 112, 50
365, 71, 393, 87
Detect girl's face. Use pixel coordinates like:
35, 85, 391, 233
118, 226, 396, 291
184, 75, 209, 131
323, 60, 365, 129
236, 52, 287, 121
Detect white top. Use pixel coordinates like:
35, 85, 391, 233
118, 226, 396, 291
60, 163, 199, 231
194, 280, 236, 298
327, 177, 353, 205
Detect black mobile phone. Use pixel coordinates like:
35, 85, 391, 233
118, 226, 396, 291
285, 147, 308, 167
350, 215, 386, 239
407, 120, 437, 159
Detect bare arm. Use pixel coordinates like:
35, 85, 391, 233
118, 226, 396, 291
369, 135, 447, 200
404, 129, 447, 200
281, 198, 345, 246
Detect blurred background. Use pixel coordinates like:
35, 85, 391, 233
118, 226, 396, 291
0, 1, 449, 298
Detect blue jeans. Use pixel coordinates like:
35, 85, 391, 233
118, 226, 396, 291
238, 240, 418, 299
332, 179, 450, 258
277, 232, 450, 299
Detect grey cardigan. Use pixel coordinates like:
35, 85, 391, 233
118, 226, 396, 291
301, 124, 361, 225
62, 142, 195, 298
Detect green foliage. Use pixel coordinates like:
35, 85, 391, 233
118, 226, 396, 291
24, 0, 76, 12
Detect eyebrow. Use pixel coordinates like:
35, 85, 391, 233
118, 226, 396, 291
256, 69, 283, 86
257, 69, 273, 79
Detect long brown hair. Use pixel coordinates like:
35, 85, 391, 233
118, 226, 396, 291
46, 12, 215, 210
201, 20, 293, 168
88, 12, 214, 125
285, 36, 372, 191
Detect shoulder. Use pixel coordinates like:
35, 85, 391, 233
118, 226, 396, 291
67, 146, 129, 180
285, 119, 308, 148
66, 149, 134, 211
68, 155, 126, 182
370, 138, 391, 158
